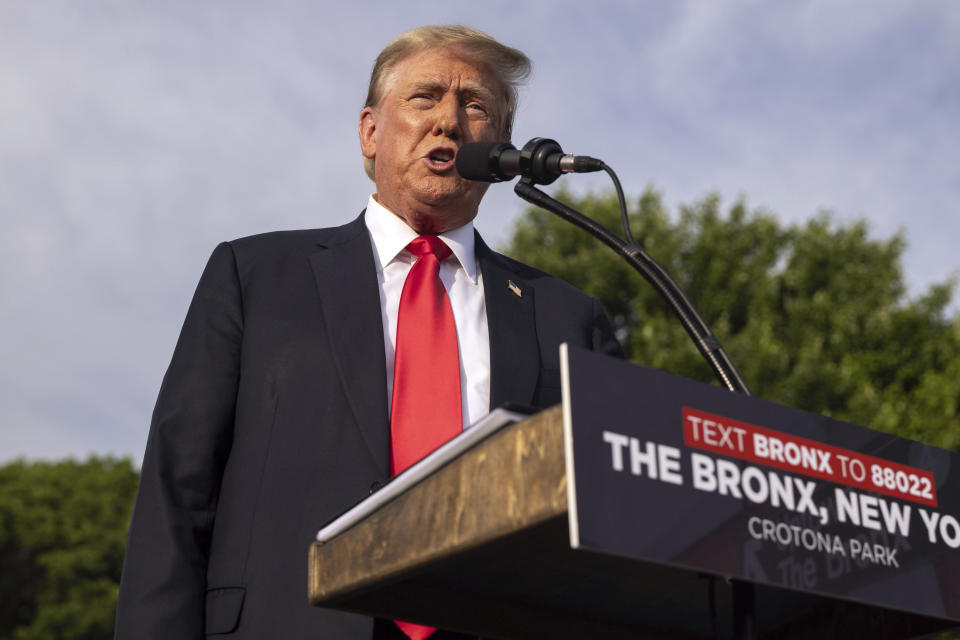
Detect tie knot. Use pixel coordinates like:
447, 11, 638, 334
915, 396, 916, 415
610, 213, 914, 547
406, 235, 452, 262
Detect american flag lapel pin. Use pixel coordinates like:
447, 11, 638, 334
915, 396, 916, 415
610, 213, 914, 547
507, 279, 523, 298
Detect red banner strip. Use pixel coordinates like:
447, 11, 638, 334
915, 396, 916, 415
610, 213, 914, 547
682, 407, 938, 507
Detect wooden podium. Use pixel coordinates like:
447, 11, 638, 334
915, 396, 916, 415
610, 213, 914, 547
308, 404, 952, 639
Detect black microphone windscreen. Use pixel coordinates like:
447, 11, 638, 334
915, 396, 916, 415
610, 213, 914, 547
456, 141, 509, 182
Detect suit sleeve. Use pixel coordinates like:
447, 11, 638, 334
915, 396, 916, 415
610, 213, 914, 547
115, 242, 243, 639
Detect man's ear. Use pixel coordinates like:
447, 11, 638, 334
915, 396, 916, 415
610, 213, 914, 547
359, 107, 377, 160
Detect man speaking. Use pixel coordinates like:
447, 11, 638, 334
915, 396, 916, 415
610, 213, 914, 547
115, 24, 622, 639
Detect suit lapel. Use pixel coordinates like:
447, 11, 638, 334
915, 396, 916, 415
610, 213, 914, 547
477, 235, 540, 410
309, 214, 390, 473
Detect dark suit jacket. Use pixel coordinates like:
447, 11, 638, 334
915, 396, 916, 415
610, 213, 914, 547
115, 213, 622, 639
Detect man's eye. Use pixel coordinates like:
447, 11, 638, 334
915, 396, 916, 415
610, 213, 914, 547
466, 103, 487, 114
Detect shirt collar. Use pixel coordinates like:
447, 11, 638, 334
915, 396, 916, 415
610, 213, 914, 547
364, 195, 478, 284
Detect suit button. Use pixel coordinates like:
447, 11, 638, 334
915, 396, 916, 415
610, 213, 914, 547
369, 481, 382, 494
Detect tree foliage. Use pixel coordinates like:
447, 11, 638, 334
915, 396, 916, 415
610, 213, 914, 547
504, 188, 960, 451
0, 457, 138, 640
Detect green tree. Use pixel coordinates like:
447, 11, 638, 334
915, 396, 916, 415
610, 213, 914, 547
0, 457, 138, 640
504, 188, 960, 451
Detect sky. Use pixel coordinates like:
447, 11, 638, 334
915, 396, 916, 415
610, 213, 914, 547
1, 1, 958, 465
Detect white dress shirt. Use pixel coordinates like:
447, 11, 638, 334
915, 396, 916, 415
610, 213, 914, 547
364, 196, 491, 430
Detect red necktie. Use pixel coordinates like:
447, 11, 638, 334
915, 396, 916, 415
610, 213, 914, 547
390, 235, 462, 640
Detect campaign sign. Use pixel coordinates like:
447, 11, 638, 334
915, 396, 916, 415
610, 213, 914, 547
560, 345, 960, 622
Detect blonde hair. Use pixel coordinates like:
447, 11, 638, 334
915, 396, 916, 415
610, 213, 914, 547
362, 24, 531, 181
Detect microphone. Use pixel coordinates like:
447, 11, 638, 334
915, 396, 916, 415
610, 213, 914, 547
455, 137, 604, 185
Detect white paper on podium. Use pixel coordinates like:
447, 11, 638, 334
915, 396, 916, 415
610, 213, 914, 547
316, 406, 530, 543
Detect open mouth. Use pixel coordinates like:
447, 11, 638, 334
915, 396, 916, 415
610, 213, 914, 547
426, 148, 456, 169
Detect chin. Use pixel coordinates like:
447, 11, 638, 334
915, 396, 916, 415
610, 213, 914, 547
414, 188, 471, 211
420, 179, 486, 209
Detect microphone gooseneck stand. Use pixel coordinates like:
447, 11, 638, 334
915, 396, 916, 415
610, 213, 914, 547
512, 174, 751, 396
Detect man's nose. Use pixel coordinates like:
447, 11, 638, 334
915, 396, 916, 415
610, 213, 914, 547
432, 94, 462, 140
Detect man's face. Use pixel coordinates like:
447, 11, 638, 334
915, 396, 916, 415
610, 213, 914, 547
359, 47, 503, 233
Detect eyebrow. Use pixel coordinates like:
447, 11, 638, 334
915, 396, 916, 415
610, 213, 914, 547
407, 78, 498, 104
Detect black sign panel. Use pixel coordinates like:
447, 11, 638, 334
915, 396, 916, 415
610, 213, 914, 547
561, 345, 960, 622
